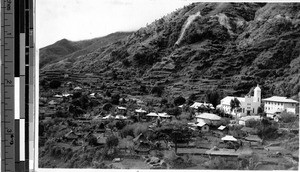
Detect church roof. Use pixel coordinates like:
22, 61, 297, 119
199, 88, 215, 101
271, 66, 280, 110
221, 96, 245, 106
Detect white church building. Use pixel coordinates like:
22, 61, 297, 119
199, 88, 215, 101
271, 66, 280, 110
219, 85, 261, 116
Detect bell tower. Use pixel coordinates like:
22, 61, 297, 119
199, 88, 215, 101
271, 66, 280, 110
253, 84, 261, 104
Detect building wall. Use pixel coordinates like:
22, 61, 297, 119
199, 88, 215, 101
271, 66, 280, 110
221, 97, 260, 116
264, 101, 297, 114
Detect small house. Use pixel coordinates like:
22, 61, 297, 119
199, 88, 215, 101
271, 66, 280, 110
195, 113, 221, 126
93, 133, 107, 145
74, 86, 82, 91
196, 119, 210, 132
133, 133, 151, 154
244, 135, 262, 147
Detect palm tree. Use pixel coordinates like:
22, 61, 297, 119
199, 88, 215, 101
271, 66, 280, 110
230, 98, 241, 119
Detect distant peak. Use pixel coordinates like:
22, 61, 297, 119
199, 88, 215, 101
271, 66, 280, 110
58, 38, 70, 43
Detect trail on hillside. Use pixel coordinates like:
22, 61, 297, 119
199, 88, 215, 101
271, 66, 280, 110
175, 11, 201, 46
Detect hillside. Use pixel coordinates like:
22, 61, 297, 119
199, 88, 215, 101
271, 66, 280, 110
40, 2, 300, 100
39, 32, 133, 69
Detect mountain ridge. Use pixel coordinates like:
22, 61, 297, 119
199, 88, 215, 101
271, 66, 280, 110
39, 32, 133, 69
40, 2, 300, 100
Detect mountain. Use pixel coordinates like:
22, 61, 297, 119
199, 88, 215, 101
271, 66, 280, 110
40, 2, 300, 100
39, 32, 133, 69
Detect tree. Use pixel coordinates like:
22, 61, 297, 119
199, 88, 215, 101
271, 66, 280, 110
105, 90, 111, 97
72, 92, 82, 99
174, 96, 186, 106
187, 94, 197, 105
87, 134, 98, 146
102, 103, 113, 111
151, 86, 164, 97
69, 105, 85, 118
230, 98, 241, 117
111, 93, 120, 105
257, 104, 264, 114
106, 135, 119, 154
139, 85, 147, 94
154, 121, 192, 153
280, 111, 297, 123
206, 90, 220, 108
161, 98, 168, 106
40, 79, 48, 89
49, 80, 61, 89
39, 122, 45, 136
79, 95, 90, 110
259, 117, 278, 140
166, 107, 182, 118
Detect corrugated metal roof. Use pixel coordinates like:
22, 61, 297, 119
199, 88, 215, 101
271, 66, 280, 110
195, 113, 221, 120
262, 96, 298, 103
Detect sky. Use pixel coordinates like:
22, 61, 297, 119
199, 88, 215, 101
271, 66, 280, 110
36, 0, 201, 49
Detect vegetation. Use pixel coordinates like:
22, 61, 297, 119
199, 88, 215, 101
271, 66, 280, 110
49, 80, 61, 89
206, 90, 221, 108
39, 2, 300, 170
230, 98, 241, 116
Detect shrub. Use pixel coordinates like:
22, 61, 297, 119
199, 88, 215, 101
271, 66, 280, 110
179, 113, 190, 120
257, 124, 278, 140
106, 135, 119, 149
49, 80, 61, 89
280, 112, 297, 123
174, 96, 186, 106
102, 103, 113, 111
166, 107, 182, 118
132, 49, 159, 66
72, 92, 82, 99
122, 58, 131, 67
216, 118, 230, 126
245, 119, 261, 128
133, 123, 148, 137
87, 134, 98, 146
53, 110, 68, 118
120, 125, 135, 138
151, 86, 164, 97
120, 123, 148, 138
207, 157, 238, 169
111, 94, 120, 105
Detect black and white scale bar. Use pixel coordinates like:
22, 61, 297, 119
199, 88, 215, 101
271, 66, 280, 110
24, 0, 32, 171
15, 0, 27, 171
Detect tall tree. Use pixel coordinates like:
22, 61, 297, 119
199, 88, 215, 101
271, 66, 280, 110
206, 89, 220, 108
153, 121, 192, 153
230, 97, 241, 118
106, 135, 119, 154
174, 96, 186, 106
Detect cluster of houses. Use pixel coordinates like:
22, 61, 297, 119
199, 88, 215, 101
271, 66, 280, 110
40, 80, 299, 159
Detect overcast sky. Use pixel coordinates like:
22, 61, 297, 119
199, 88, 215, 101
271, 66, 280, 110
36, 0, 202, 48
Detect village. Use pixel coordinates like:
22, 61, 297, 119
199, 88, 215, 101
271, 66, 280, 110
39, 70, 299, 170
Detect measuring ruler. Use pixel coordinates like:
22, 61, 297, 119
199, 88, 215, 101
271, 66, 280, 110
1, 0, 35, 171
